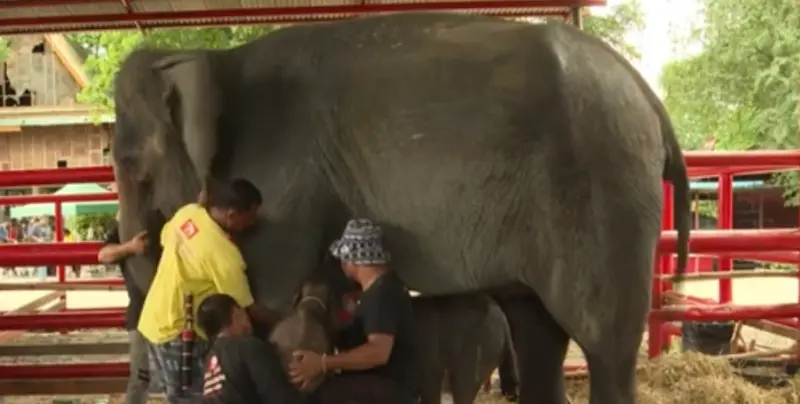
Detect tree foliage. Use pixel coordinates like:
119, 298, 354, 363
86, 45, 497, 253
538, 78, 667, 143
0, 37, 9, 64
583, 0, 645, 61
72, 27, 275, 111
661, 0, 800, 151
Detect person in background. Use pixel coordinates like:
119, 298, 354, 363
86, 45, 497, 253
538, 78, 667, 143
7, 219, 19, 242
27, 216, 53, 280
0, 221, 8, 243
2, 219, 20, 277
0, 221, 13, 277
63, 228, 81, 278
290, 218, 417, 404
138, 178, 281, 404
197, 293, 299, 404
97, 214, 150, 404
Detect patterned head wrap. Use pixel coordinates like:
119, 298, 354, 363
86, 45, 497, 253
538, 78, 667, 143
329, 218, 391, 265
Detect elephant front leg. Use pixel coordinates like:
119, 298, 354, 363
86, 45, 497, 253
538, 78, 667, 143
497, 294, 569, 404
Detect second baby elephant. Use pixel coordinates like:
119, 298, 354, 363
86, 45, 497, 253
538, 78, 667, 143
413, 293, 514, 404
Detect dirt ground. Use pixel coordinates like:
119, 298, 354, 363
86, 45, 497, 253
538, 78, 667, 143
0, 275, 797, 402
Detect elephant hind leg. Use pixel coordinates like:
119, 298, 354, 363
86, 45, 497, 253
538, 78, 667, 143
497, 294, 569, 404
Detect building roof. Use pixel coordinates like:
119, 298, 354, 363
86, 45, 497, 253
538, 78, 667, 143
43, 34, 89, 88
0, 0, 604, 35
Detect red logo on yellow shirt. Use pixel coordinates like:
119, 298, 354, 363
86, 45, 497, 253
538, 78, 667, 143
180, 220, 199, 239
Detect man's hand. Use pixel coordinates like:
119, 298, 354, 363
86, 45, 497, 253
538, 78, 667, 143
288, 350, 325, 389
126, 231, 148, 255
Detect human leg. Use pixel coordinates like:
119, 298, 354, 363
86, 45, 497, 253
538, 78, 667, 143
125, 331, 150, 404
148, 338, 208, 404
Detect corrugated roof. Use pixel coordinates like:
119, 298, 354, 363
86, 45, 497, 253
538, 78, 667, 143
0, 0, 604, 35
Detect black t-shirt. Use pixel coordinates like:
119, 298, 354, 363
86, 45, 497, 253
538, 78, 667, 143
336, 272, 417, 397
202, 335, 300, 404
104, 224, 144, 330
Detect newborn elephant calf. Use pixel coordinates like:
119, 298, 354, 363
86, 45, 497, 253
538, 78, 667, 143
269, 279, 340, 393
413, 294, 514, 404
271, 280, 511, 404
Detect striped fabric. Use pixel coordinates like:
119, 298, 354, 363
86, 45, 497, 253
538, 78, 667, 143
329, 219, 391, 265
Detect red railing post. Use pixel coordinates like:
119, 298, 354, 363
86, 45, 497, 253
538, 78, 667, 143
718, 173, 734, 303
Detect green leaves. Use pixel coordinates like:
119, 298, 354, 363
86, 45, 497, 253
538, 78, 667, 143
583, 0, 644, 61
661, 0, 800, 152
71, 26, 276, 113
0, 37, 9, 64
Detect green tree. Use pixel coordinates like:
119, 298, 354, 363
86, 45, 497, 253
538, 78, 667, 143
661, 0, 800, 151
72, 27, 275, 111
0, 37, 9, 64
583, 0, 645, 61
660, 0, 800, 204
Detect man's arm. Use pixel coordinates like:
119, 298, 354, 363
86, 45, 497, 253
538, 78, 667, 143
206, 252, 282, 328
325, 287, 400, 371
97, 227, 144, 264
240, 338, 300, 404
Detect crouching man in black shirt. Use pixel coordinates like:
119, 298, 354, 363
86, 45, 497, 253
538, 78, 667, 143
290, 219, 417, 404
197, 294, 300, 404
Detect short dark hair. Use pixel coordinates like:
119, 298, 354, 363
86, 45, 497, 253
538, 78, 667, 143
197, 294, 240, 338
206, 178, 262, 212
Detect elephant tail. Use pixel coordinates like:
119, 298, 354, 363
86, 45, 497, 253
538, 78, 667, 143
661, 116, 691, 283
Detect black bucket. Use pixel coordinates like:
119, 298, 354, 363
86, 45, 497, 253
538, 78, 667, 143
681, 321, 735, 355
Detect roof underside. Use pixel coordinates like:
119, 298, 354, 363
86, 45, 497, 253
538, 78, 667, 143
0, 0, 605, 35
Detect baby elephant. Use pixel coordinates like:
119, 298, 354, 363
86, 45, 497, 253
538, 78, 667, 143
269, 278, 340, 393
413, 293, 514, 404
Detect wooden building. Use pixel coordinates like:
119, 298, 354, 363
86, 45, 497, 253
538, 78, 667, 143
0, 34, 114, 198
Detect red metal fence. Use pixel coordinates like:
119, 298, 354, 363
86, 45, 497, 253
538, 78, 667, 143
0, 152, 799, 381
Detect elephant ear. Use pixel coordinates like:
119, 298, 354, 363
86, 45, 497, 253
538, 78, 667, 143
152, 53, 221, 193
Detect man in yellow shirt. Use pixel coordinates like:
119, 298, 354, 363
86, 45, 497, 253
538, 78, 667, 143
138, 178, 278, 403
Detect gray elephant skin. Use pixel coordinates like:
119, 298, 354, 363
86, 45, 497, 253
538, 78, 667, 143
414, 294, 514, 404
112, 12, 691, 404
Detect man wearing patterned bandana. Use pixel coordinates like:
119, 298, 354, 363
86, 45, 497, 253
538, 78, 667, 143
289, 219, 418, 404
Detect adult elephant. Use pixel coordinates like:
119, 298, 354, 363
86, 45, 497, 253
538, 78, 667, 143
112, 12, 690, 404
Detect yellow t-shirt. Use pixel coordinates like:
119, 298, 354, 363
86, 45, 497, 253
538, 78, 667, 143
137, 203, 255, 344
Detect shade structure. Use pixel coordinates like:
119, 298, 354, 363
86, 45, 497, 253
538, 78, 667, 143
9, 183, 117, 218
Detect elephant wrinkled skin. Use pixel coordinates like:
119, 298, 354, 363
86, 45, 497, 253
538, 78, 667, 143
112, 13, 691, 404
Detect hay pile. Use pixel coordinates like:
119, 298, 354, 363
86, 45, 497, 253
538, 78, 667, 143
562, 352, 800, 404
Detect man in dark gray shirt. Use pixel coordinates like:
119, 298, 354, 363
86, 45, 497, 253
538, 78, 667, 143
290, 219, 417, 404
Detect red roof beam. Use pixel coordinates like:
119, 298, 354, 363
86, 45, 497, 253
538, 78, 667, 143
119, 0, 144, 32
0, 0, 102, 7
0, 0, 604, 9
1, 11, 570, 35
0, 1, 605, 28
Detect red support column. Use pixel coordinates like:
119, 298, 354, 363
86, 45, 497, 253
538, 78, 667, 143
718, 173, 733, 303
